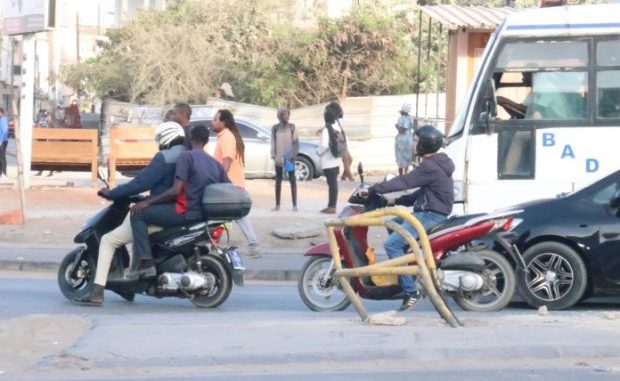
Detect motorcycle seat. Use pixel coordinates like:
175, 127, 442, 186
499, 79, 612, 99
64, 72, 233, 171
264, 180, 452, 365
427, 213, 486, 236
438, 253, 485, 272
148, 221, 217, 241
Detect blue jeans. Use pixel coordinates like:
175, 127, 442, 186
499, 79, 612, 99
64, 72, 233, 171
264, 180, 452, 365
384, 211, 447, 293
131, 203, 189, 261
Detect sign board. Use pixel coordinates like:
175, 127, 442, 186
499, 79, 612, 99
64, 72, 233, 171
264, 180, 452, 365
2, 0, 54, 35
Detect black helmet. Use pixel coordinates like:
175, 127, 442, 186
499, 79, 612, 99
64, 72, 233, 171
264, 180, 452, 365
415, 125, 444, 155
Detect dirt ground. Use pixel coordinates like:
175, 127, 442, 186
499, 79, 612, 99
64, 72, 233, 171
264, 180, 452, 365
0, 178, 379, 251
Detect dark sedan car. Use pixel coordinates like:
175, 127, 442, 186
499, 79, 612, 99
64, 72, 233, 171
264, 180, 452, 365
503, 170, 620, 310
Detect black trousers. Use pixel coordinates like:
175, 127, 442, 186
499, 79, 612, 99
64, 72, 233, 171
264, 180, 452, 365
0, 141, 7, 175
275, 165, 297, 207
323, 166, 339, 208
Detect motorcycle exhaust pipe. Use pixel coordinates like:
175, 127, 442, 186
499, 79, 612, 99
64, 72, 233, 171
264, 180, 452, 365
180, 272, 210, 291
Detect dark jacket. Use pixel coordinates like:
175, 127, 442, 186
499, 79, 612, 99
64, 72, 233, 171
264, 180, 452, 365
370, 153, 455, 216
108, 144, 185, 199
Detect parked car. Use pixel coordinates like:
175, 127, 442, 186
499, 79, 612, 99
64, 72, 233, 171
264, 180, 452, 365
503, 170, 620, 310
190, 118, 322, 181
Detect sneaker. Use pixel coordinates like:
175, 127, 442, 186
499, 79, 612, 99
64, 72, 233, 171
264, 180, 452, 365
399, 291, 421, 311
320, 207, 336, 214
247, 245, 263, 259
0, 174, 7, 179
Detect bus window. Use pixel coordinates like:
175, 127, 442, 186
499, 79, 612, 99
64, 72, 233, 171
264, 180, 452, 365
597, 40, 620, 119
597, 40, 620, 66
526, 72, 588, 120
471, 39, 589, 133
498, 128, 535, 179
597, 71, 620, 119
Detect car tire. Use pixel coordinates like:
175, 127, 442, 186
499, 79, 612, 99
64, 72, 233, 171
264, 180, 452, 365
518, 242, 587, 310
294, 156, 315, 181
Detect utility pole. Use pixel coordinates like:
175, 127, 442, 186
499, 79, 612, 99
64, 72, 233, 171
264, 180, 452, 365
10, 37, 27, 223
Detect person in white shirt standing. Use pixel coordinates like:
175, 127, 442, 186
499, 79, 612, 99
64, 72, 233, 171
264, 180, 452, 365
317, 104, 345, 214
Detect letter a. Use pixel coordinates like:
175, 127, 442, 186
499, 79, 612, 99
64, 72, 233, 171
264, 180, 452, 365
561, 145, 575, 159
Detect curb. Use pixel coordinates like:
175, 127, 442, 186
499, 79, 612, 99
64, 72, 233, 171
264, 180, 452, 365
0, 259, 302, 282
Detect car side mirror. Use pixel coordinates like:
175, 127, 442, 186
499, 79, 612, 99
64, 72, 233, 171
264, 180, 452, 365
479, 79, 498, 134
257, 132, 269, 141
610, 190, 620, 209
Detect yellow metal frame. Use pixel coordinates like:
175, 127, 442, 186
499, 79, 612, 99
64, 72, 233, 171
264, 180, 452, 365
325, 207, 460, 328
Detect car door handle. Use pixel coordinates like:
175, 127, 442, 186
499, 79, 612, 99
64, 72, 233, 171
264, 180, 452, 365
602, 232, 620, 239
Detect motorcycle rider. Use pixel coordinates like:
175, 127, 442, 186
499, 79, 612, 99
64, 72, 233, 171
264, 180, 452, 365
128, 124, 230, 278
75, 121, 187, 305
365, 125, 454, 311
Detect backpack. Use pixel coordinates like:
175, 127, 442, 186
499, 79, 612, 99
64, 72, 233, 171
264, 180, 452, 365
328, 120, 347, 158
335, 130, 347, 157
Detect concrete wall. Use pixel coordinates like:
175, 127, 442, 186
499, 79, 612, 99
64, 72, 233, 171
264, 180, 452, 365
102, 92, 446, 172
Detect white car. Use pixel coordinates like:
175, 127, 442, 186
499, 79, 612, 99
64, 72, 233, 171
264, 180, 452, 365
190, 118, 322, 181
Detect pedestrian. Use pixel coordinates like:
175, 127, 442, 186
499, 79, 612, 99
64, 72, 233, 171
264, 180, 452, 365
271, 107, 298, 212
171, 103, 193, 148
213, 109, 263, 258
327, 102, 354, 181
34, 111, 54, 177
64, 99, 82, 128
317, 104, 345, 214
394, 102, 416, 176
0, 108, 8, 179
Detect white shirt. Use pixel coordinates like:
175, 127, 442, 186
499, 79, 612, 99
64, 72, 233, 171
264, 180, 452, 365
317, 122, 343, 170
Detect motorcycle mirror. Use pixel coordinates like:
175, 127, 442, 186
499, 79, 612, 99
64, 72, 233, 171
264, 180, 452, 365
357, 162, 364, 185
97, 169, 109, 189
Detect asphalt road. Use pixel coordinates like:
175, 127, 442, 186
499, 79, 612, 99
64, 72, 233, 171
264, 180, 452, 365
1, 273, 620, 381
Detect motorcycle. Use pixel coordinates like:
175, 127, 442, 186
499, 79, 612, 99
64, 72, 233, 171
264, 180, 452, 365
298, 165, 522, 313
57, 183, 249, 308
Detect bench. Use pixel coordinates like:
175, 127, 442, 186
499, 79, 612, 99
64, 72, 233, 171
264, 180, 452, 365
31, 128, 99, 187
108, 126, 157, 187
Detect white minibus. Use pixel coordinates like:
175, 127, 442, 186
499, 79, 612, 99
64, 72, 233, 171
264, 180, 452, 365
444, 4, 620, 213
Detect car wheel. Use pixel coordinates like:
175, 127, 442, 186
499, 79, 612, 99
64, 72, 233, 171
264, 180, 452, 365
518, 242, 587, 310
295, 156, 314, 181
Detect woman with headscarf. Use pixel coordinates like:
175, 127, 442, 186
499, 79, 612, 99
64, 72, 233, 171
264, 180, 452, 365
271, 107, 299, 212
394, 102, 416, 175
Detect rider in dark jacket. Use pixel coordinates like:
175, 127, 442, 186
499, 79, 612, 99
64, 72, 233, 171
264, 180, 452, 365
75, 121, 187, 306
368, 125, 454, 312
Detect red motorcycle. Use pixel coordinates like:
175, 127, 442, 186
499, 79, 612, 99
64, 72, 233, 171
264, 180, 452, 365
298, 169, 522, 313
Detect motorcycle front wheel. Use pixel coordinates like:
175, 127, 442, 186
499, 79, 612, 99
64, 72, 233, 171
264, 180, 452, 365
298, 256, 351, 312
190, 255, 232, 308
58, 247, 96, 301
453, 250, 516, 312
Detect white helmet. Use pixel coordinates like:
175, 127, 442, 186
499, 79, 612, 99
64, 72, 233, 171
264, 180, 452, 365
154, 121, 185, 147
400, 102, 412, 114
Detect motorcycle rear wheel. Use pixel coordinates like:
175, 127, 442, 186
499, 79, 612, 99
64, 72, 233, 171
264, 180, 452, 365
190, 255, 232, 308
298, 256, 351, 312
453, 250, 515, 312
58, 247, 96, 301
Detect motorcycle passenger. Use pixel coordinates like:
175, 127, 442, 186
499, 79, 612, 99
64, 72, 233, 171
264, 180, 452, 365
128, 124, 230, 278
75, 121, 187, 306
366, 125, 454, 311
